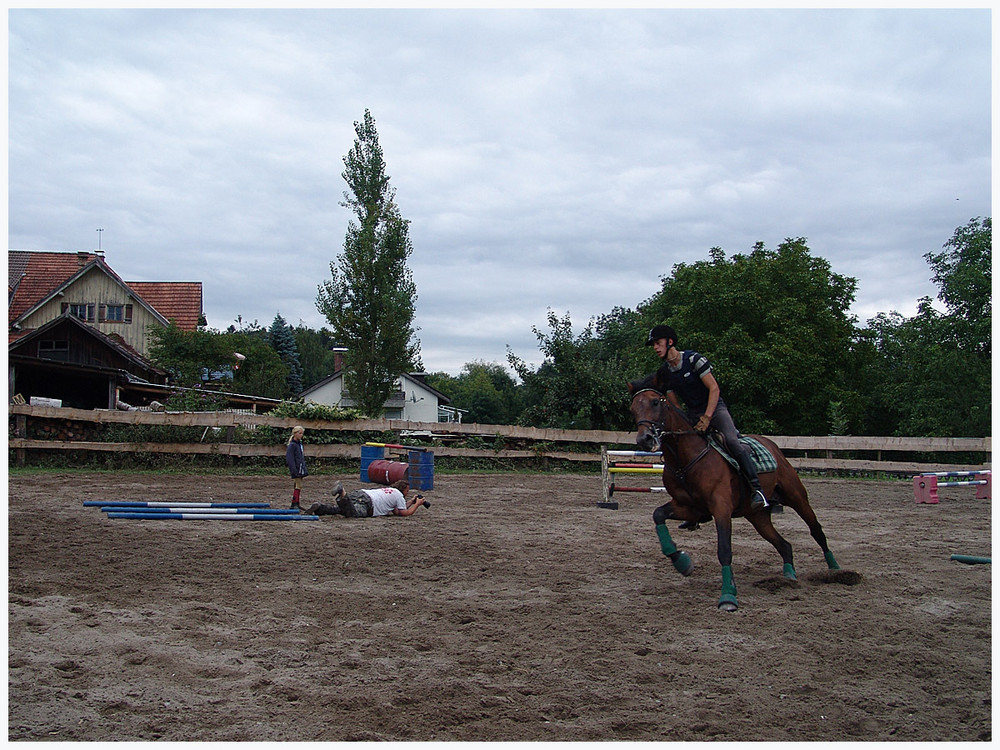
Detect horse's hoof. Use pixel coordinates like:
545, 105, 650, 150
782, 563, 798, 581
718, 596, 738, 612
672, 551, 694, 576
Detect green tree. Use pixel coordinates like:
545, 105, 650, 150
317, 109, 420, 416
925, 216, 991, 355
268, 313, 303, 395
507, 310, 627, 430
426, 361, 522, 424
638, 239, 859, 435
293, 324, 343, 390
148, 321, 288, 400
227, 329, 289, 400
864, 218, 991, 437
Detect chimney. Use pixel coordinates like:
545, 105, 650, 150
332, 346, 347, 374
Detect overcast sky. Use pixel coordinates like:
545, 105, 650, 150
8, 8, 991, 376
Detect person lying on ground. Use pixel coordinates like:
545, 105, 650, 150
306, 480, 430, 518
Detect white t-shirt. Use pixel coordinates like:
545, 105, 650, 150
364, 487, 408, 517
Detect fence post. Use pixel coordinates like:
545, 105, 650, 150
15, 414, 26, 468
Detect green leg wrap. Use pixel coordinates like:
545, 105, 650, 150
656, 524, 693, 576
824, 550, 841, 570
718, 564, 738, 610
655, 523, 677, 555
782, 562, 797, 581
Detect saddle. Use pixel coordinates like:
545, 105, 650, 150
707, 434, 778, 474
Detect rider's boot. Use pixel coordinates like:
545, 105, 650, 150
736, 451, 769, 510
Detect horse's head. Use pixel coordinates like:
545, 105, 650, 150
628, 377, 697, 453
628, 379, 669, 453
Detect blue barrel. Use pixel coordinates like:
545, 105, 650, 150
360, 445, 384, 482
409, 450, 434, 491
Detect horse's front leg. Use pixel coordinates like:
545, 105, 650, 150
653, 502, 694, 576
714, 514, 739, 611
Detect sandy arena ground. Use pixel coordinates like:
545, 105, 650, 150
8, 470, 992, 741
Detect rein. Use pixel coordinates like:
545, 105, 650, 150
631, 388, 713, 485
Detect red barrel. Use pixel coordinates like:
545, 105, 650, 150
367, 460, 409, 485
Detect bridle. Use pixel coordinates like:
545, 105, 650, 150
631, 388, 713, 486
631, 389, 697, 439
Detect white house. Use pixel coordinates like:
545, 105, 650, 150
298, 371, 451, 422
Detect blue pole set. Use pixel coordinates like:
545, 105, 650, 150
105, 512, 319, 521
100, 507, 302, 515
85, 501, 319, 521
83, 500, 271, 508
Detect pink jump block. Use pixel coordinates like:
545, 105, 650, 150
913, 471, 991, 504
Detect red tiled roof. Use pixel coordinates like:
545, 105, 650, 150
126, 282, 203, 331
7, 251, 204, 333
8, 250, 99, 321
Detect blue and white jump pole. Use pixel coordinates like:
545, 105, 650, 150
105, 512, 319, 521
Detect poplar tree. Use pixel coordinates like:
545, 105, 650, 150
317, 109, 420, 416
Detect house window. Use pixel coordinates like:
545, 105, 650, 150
66, 303, 95, 322
38, 339, 70, 362
99, 304, 132, 323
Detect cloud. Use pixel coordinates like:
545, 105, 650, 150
8, 8, 990, 376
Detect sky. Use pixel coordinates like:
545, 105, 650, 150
7, 8, 992, 376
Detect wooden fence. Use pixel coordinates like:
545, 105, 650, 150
8, 404, 992, 474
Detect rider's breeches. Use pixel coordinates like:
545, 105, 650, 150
700, 404, 740, 452
699, 404, 760, 482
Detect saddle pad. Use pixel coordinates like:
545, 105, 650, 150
710, 435, 778, 474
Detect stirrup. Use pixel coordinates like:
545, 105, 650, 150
751, 490, 769, 510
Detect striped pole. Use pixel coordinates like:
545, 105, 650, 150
923, 471, 991, 478
364, 441, 429, 452
99, 506, 302, 515
105, 512, 320, 521
608, 467, 663, 475
600, 446, 669, 508
85, 501, 271, 508
606, 450, 662, 458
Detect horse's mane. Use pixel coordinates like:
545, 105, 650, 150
628, 373, 662, 395
628, 373, 694, 427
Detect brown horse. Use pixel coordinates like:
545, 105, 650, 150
628, 381, 841, 611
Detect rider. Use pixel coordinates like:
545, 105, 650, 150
645, 324, 769, 511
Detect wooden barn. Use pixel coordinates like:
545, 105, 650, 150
8, 250, 203, 409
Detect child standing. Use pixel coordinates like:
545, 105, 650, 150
285, 426, 308, 511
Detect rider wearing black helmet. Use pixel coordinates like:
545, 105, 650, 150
645, 325, 769, 511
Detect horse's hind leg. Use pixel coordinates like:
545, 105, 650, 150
776, 481, 841, 570
713, 514, 739, 611
747, 513, 797, 580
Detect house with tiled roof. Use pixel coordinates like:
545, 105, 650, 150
8, 250, 203, 357
9, 249, 204, 408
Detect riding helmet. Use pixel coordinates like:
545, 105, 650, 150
645, 325, 678, 347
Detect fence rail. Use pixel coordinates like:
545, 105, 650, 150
9, 404, 992, 474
